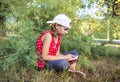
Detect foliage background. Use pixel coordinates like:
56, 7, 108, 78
0, 0, 120, 81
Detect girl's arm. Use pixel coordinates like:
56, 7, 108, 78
41, 33, 72, 61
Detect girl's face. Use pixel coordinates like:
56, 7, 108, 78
55, 24, 69, 36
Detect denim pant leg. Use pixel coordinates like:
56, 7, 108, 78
45, 50, 79, 72
45, 59, 70, 72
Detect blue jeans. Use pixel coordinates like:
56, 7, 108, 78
45, 50, 79, 72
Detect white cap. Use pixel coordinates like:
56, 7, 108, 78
46, 14, 72, 28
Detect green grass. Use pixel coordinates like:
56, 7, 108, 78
0, 57, 120, 82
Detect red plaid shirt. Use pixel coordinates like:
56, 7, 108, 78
36, 30, 61, 68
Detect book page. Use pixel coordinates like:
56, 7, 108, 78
68, 56, 78, 61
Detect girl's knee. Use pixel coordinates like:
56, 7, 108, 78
71, 50, 79, 56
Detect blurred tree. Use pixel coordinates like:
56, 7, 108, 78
104, 0, 120, 40
78, 0, 120, 40
0, 2, 8, 37
0, 0, 88, 71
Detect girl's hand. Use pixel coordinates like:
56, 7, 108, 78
64, 54, 76, 60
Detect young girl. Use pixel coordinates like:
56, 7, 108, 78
36, 14, 86, 78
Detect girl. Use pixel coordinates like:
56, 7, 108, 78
36, 14, 86, 78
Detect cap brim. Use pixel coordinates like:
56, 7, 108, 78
46, 21, 54, 24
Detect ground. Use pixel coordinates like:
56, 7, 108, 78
0, 56, 120, 82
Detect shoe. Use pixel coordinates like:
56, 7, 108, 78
68, 70, 86, 78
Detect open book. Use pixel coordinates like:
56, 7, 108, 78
68, 56, 78, 62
